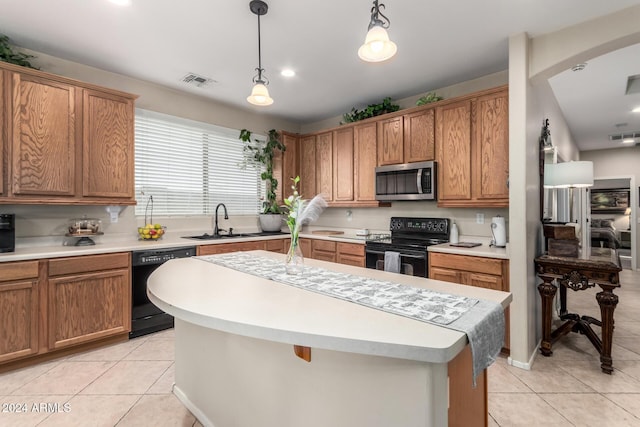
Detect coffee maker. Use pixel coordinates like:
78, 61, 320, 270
0, 214, 15, 253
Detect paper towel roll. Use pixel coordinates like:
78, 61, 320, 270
491, 216, 507, 247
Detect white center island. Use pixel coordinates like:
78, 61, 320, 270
147, 250, 512, 427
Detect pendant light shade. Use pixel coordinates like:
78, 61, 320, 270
247, 0, 273, 106
358, 0, 397, 63
247, 81, 273, 106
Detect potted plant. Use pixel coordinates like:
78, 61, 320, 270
239, 128, 286, 232
0, 34, 37, 69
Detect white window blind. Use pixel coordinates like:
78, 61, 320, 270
135, 109, 263, 216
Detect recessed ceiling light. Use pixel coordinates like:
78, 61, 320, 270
571, 63, 587, 72
632, 106, 640, 113
622, 138, 636, 144
109, 0, 131, 6
281, 69, 295, 77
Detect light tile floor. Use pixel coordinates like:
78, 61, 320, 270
0, 269, 638, 426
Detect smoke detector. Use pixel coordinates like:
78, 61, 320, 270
181, 73, 217, 88
571, 63, 587, 72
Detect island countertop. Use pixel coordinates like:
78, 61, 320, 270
148, 250, 512, 364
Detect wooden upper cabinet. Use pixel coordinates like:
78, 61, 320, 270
474, 90, 509, 201
333, 127, 354, 201
436, 99, 472, 202
11, 73, 77, 197
377, 116, 404, 165
316, 132, 333, 201
354, 122, 377, 202
299, 135, 317, 199
404, 109, 435, 163
82, 89, 134, 199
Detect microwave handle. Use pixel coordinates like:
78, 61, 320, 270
416, 169, 423, 194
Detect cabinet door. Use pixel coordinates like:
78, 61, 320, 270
316, 132, 333, 201
299, 238, 312, 258
48, 268, 130, 350
265, 238, 287, 254
377, 116, 403, 165
83, 89, 134, 199
354, 122, 377, 202
404, 109, 435, 163
0, 280, 39, 362
436, 100, 472, 201
299, 136, 317, 199
11, 73, 77, 196
468, 272, 503, 291
429, 266, 461, 284
280, 132, 299, 202
333, 127, 354, 201
474, 90, 509, 201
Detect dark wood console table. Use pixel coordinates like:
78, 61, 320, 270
534, 249, 621, 374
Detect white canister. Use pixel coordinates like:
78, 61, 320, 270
491, 216, 507, 247
450, 221, 459, 244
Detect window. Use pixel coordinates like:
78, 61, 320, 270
134, 109, 263, 216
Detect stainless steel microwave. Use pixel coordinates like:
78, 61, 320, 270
375, 161, 436, 201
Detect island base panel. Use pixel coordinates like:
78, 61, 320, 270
173, 319, 450, 427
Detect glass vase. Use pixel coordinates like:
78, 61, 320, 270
285, 238, 304, 275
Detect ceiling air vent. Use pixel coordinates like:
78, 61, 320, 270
180, 73, 217, 88
625, 74, 640, 95
609, 131, 640, 145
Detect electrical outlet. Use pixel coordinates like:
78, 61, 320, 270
476, 213, 485, 224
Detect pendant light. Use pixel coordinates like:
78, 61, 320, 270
358, 0, 397, 63
247, 0, 273, 106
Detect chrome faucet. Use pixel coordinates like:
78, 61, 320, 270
213, 203, 229, 237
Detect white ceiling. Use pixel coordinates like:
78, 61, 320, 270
1, 0, 639, 151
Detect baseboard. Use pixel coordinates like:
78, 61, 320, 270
507, 341, 540, 370
173, 384, 215, 427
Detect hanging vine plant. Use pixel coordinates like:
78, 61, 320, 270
340, 97, 400, 124
0, 34, 37, 69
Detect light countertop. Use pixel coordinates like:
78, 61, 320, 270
428, 236, 509, 259
147, 250, 512, 364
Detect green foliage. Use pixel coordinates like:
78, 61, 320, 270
239, 129, 286, 214
283, 176, 301, 241
416, 92, 444, 106
0, 34, 37, 69
341, 97, 400, 124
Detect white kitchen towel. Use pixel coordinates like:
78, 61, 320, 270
384, 251, 401, 273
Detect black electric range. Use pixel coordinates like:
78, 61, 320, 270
365, 217, 450, 277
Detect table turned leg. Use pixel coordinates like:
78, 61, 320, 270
596, 284, 619, 374
538, 275, 557, 356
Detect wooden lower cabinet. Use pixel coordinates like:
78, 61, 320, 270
429, 252, 510, 351
47, 253, 131, 350
198, 240, 266, 256
0, 261, 40, 363
311, 239, 337, 263
266, 238, 289, 254
336, 242, 365, 267
299, 238, 312, 258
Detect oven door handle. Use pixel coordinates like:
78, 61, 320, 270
365, 249, 425, 259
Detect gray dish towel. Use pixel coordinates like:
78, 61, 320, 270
384, 251, 401, 273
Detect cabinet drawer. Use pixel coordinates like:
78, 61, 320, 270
49, 253, 130, 277
313, 251, 337, 263
0, 261, 39, 282
265, 239, 286, 253
312, 239, 336, 252
337, 254, 364, 267
198, 241, 266, 256
337, 242, 364, 257
429, 252, 503, 276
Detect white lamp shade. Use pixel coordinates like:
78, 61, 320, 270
544, 161, 593, 188
247, 83, 274, 106
358, 25, 397, 62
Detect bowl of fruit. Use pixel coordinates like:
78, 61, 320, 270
138, 223, 166, 240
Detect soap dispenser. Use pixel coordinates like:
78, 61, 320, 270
450, 221, 459, 244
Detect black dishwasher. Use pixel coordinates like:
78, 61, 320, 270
130, 246, 196, 338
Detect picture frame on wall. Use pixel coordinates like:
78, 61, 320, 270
591, 188, 630, 213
